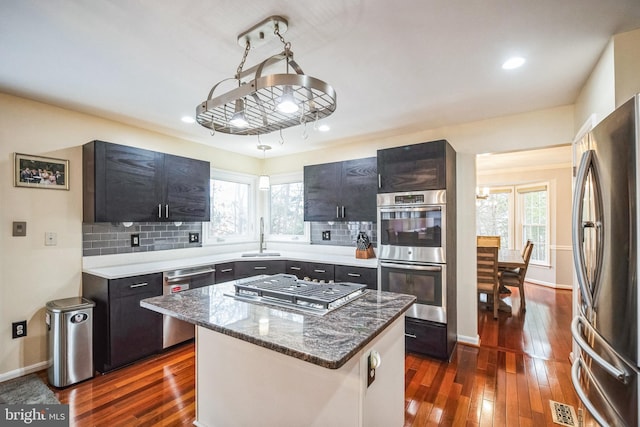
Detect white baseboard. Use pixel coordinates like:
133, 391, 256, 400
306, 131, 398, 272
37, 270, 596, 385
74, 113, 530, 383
0, 361, 50, 383
527, 278, 572, 290
457, 334, 480, 347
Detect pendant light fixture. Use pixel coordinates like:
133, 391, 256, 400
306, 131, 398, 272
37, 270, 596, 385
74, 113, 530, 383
196, 16, 337, 136
258, 144, 271, 191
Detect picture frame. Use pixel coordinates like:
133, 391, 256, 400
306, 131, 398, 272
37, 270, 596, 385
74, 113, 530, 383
14, 153, 70, 190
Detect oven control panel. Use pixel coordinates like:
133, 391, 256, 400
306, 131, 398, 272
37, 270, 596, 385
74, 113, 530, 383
394, 194, 424, 204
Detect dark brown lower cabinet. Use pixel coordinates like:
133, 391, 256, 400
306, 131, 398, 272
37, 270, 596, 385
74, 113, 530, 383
234, 260, 286, 280
83, 272, 163, 373
334, 265, 377, 289
214, 262, 235, 283
404, 317, 454, 361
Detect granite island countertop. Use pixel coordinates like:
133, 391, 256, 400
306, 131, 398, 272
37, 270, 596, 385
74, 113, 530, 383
141, 278, 415, 369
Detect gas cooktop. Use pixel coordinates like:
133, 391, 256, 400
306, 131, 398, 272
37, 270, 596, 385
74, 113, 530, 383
228, 274, 368, 315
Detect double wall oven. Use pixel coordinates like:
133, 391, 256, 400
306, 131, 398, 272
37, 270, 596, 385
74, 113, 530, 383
377, 190, 447, 324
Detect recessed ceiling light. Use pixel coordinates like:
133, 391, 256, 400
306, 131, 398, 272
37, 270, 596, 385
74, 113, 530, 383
502, 56, 526, 70
317, 124, 330, 132
181, 116, 196, 124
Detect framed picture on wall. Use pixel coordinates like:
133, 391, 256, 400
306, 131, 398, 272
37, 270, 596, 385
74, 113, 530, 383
14, 153, 70, 190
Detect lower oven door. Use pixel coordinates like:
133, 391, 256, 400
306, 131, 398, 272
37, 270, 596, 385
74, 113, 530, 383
379, 261, 446, 323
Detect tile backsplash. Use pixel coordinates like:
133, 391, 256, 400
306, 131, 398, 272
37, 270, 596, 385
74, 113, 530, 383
83, 221, 375, 256
310, 221, 376, 247
82, 222, 202, 256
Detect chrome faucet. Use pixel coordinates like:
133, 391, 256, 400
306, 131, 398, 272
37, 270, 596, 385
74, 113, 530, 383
259, 217, 266, 253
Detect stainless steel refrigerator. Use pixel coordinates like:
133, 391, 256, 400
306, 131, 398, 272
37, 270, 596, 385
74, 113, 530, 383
571, 94, 639, 426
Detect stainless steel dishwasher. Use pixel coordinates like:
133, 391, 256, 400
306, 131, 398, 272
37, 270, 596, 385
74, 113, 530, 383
162, 265, 215, 348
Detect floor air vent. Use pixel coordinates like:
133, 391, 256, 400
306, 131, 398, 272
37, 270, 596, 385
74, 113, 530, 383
550, 400, 578, 426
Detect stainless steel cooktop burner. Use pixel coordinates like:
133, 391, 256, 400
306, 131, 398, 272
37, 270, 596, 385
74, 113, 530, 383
228, 274, 368, 315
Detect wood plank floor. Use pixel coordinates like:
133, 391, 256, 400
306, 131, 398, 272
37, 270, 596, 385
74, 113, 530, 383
42, 282, 593, 426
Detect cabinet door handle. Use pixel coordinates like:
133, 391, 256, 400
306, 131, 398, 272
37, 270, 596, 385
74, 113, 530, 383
290, 266, 302, 271
158, 204, 162, 219
378, 174, 381, 189
219, 268, 233, 273
341, 206, 345, 218
336, 206, 340, 218
165, 204, 169, 218
129, 282, 148, 289
405, 333, 417, 339
347, 273, 361, 277
314, 269, 325, 273
254, 266, 267, 270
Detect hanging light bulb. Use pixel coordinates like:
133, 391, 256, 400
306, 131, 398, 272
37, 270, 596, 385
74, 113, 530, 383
276, 86, 299, 114
229, 98, 249, 128
257, 143, 271, 191
258, 175, 270, 191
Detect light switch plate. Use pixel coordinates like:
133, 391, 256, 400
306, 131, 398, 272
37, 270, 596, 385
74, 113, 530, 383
12, 221, 27, 237
45, 232, 57, 246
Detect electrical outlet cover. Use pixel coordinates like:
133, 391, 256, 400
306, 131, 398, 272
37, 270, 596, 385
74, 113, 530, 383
12, 221, 27, 237
12, 320, 27, 339
189, 232, 200, 243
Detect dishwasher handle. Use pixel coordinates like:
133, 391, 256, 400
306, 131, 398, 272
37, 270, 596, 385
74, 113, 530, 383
165, 268, 216, 283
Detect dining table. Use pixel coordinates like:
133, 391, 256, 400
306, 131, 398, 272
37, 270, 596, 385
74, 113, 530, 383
498, 249, 526, 269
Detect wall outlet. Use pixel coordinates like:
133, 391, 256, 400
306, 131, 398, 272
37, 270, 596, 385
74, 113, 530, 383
322, 231, 331, 240
12, 320, 27, 339
189, 232, 200, 243
131, 234, 140, 247
12, 221, 27, 237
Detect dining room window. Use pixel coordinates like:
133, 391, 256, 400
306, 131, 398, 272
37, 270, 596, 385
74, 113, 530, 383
518, 184, 549, 265
476, 187, 514, 249
476, 182, 549, 265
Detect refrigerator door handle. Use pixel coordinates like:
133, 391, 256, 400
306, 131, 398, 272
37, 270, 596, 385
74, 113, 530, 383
571, 357, 622, 427
572, 149, 604, 312
571, 316, 630, 383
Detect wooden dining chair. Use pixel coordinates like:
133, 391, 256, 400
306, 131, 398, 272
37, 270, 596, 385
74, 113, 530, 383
477, 246, 500, 319
477, 235, 500, 248
499, 241, 534, 311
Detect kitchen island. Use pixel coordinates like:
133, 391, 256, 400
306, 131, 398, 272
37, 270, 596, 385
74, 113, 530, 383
141, 276, 415, 427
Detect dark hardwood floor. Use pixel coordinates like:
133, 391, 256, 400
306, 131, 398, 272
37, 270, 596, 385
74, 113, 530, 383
42, 282, 591, 426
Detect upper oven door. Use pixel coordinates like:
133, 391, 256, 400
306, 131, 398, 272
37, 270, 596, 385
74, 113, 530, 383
378, 204, 445, 263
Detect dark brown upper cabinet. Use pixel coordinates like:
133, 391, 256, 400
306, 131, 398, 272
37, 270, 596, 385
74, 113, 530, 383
83, 140, 210, 223
377, 139, 455, 193
304, 157, 377, 222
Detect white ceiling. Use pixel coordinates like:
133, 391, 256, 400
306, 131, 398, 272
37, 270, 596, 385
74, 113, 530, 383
2, 1, 640, 159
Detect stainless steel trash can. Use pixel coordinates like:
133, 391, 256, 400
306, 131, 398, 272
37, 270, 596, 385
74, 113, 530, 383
46, 297, 95, 387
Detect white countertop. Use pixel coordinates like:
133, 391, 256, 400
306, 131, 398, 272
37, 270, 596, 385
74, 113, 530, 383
83, 244, 378, 279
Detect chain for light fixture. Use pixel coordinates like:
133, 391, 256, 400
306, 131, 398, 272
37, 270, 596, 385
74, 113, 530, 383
196, 15, 337, 136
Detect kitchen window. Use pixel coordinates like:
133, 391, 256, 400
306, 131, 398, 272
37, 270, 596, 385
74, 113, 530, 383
265, 172, 308, 242
204, 170, 255, 244
476, 182, 549, 265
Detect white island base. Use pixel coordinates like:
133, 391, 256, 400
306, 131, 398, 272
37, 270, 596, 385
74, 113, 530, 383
194, 315, 405, 427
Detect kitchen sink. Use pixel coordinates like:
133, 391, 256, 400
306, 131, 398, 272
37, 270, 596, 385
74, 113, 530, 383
241, 252, 281, 257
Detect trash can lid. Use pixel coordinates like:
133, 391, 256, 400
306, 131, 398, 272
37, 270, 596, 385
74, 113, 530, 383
46, 297, 95, 312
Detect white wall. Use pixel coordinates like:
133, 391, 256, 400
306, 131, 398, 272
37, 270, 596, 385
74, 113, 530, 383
0, 92, 256, 379
574, 40, 616, 130
614, 29, 640, 106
